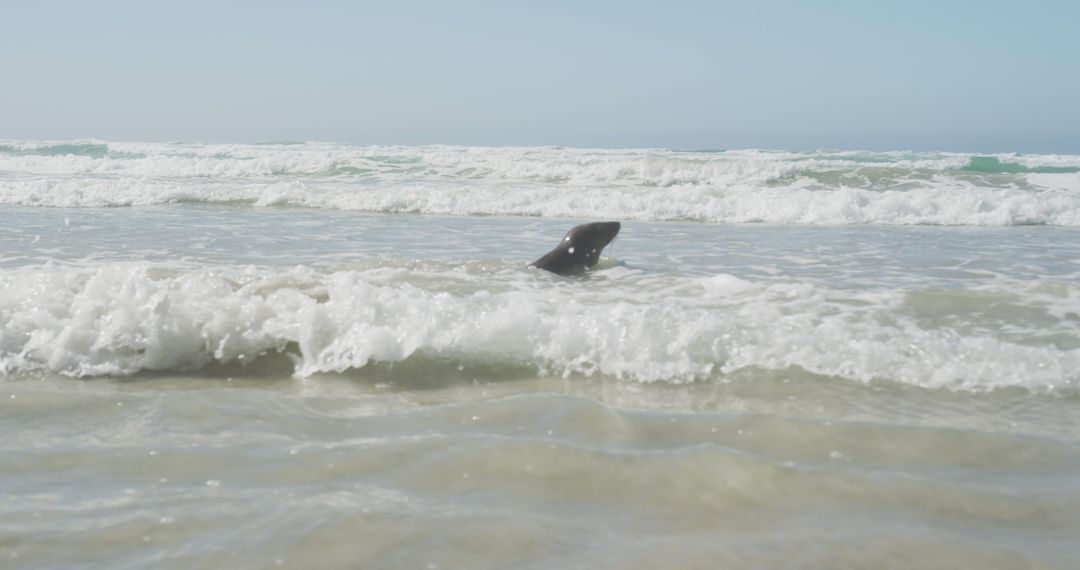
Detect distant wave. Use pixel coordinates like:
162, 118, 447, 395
0, 142, 110, 158
3, 263, 1078, 391
2, 140, 1080, 226
961, 156, 1080, 174
3, 174, 1079, 226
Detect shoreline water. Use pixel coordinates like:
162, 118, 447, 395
3, 141, 1080, 567
5, 371, 1080, 569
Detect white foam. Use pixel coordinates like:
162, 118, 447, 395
4, 172, 1080, 226
3, 141, 1080, 226
2, 263, 1077, 392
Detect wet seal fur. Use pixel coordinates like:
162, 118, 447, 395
530, 221, 621, 276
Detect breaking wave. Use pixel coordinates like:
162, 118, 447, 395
3, 262, 1078, 392
2, 140, 1080, 226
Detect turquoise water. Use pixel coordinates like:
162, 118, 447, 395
963, 156, 1080, 174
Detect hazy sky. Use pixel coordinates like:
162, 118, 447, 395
2, 0, 1078, 152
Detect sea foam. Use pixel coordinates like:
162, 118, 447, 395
3, 263, 1077, 391
2, 141, 1080, 226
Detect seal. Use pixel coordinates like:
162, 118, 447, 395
530, 221, 621, 276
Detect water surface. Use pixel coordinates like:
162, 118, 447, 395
2, 141, 1080, 568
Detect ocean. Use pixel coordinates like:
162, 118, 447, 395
2, 140, 1080, 569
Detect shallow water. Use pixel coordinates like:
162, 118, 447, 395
5, 373, 1080, 569
3, 142, 1080, 568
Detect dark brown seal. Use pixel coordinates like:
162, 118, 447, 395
530, 221, 621, 276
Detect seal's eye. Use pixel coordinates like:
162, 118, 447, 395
564, 236, 570, 242
568, 247, 575, 254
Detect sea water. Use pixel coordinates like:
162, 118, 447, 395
2, 141, 1080, 568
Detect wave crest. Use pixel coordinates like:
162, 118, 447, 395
3, 263, 1078, 392
3, 141, 1080, 226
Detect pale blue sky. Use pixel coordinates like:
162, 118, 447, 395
2, 0, 1077, 152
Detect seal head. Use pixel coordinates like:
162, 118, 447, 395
531, 221, 621, 276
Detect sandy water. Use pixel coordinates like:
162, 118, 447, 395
5, 372, 1080, 570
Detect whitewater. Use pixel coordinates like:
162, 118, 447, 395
4, 140, 1080, 225
3, 140, 1080, 569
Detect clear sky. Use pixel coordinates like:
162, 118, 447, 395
2, 0, 1078, 152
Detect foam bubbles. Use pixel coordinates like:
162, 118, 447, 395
2, 141, 1080, 226
2, 263, 1077, 392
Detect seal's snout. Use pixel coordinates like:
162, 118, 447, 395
588, 221, 621, 247
602, 221, 620, 241
602, 221, 620, 248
